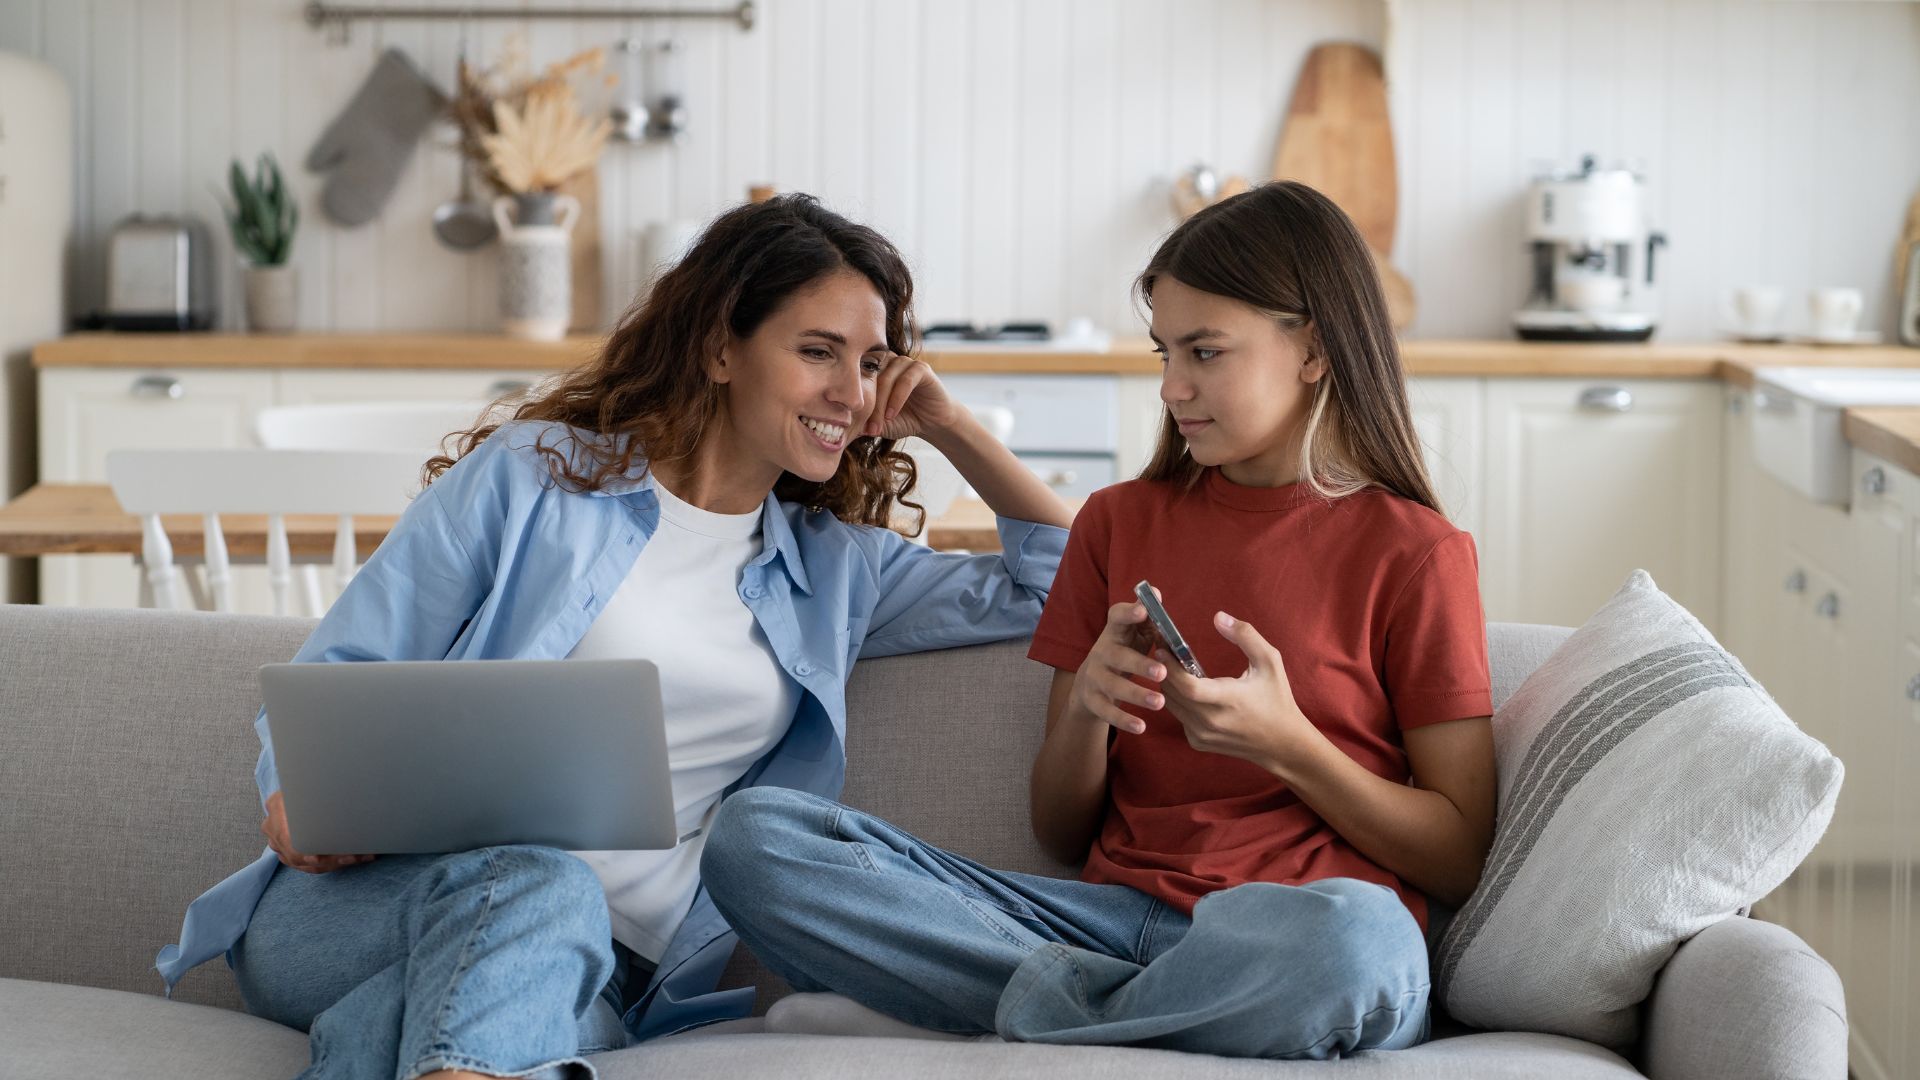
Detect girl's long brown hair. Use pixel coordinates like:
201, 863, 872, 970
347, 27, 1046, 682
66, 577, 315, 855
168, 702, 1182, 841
425, 194, 921, 529
1135, 181, 1441, 515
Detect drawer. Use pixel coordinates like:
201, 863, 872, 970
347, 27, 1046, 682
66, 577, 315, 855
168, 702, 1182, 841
1016, 452, 1116, 499
941, 374, 1119, 454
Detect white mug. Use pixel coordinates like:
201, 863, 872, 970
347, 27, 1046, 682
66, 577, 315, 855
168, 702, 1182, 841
1730, 286, 1784, 337
1810, 287, 1864, 340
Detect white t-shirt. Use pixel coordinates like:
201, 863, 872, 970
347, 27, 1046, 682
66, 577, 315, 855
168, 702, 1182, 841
567, 475, 798, 961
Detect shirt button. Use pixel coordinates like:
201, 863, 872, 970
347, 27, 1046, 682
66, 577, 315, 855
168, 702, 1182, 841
795, 663, 814, 677
743, 585, 762, 599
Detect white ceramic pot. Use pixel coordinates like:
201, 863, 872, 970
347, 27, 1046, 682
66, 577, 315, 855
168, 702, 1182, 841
493, 193, 580, 341
242, 263, 299, 333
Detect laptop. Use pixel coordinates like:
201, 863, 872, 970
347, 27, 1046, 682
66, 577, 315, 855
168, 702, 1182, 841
260, 659, 678, 855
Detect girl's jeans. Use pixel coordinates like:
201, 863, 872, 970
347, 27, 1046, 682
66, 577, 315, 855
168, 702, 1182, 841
701, 786, 1431, 1060
231, 845, 645, 1080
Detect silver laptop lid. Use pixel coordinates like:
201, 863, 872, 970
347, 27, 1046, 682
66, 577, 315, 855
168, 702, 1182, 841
261, 659, 677, 855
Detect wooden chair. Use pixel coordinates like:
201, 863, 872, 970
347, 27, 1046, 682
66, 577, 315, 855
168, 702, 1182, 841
254, 400, 500, 454
104, 448, 426, 616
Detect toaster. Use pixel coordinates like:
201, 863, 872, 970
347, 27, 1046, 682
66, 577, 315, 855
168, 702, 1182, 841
105, 214, 214, 330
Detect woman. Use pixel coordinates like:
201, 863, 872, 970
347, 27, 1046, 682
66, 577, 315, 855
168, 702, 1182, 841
156, 194, 1073, 1080
701, 182, 1496, 1060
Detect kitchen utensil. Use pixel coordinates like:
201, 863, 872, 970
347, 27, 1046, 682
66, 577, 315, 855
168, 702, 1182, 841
105, 214, 215, 330
561, 168, 602, 330
1273, 43, 1396, 252
1897, 189, 1920, 347
432, 159, 497, 250
1272, 42, 1414, 329
1512, 155, 1666, 342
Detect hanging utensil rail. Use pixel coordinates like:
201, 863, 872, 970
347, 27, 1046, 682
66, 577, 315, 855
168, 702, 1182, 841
305, 1, 755, 40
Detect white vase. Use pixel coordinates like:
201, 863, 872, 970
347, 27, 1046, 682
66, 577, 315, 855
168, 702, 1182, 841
492, 193, 580, 341
242, 263, 298, 333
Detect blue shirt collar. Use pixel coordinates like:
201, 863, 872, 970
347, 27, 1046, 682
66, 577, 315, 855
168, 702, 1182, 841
585, 461, 815, 598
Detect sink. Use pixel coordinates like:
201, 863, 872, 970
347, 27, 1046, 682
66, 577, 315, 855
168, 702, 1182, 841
1751, 367, 1920, 506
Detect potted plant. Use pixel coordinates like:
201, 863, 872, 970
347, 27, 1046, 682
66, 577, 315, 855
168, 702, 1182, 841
223, 153, 299, 333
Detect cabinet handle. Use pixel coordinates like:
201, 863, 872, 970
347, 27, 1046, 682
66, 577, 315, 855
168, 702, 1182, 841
1578, 387, 1634, 413
1042, 469, 1079, 487
487, 379, 534, 399
129, 375, 184, 400
1862, 466, 1888, 495
1784, 569, 1807, 593
1907, 674, 1920, 702
1814, 591, 1840, 619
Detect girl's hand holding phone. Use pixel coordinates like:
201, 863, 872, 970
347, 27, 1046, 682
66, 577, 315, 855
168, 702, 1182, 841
1155, 611, 1320, 773
1068, 601, 1169, 736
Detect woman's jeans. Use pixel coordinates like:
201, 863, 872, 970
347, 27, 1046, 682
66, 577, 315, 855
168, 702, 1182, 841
231, 845, 644, 1080
702, 786, 1430, 1060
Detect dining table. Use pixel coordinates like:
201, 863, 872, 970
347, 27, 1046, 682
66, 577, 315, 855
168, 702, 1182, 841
0, 484, 1077, 563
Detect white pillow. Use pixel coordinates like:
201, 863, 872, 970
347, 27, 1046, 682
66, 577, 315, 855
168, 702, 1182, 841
1435, 570, 1842, 1051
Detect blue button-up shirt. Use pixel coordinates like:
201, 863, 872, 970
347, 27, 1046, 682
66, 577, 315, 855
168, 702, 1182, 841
156, 420, 1067, 1039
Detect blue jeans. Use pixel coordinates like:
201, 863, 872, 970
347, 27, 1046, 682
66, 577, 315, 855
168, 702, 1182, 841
701, 786, 1430, 1060
231, 845, 642, 1080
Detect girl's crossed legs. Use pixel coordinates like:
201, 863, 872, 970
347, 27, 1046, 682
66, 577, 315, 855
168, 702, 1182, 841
701, 786, 1430, 1060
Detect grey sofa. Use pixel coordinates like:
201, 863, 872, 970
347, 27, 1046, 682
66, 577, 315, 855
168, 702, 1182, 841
0, 605, 1847, 1078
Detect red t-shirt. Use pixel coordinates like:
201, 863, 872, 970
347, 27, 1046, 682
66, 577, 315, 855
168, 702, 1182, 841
1027, 468, 1492, 932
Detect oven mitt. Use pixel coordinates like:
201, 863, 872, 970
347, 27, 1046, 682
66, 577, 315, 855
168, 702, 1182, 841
305, 48, 447, 227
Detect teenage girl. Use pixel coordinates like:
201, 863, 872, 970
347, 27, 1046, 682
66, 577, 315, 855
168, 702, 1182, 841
700, 181, 1495, 1060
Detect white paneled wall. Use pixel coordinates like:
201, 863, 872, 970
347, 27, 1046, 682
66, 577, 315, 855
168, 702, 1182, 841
0, 0, 1381, 338
1389, 0, 1920, 341
1, 0, 1916, 341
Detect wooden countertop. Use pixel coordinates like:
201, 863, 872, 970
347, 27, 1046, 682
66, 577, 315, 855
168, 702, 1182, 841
1842, 409, 1920, 479
31, 330, 1920, 479
35, 331, 1920, 379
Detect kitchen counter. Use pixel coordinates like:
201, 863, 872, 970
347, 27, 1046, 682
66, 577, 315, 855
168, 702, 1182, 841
33, 331, 1920, 378
1842, 408, 1920, 479
32, 331, 1920, 469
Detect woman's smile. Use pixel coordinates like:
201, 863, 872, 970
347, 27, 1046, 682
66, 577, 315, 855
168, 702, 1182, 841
800, 415, 850, 451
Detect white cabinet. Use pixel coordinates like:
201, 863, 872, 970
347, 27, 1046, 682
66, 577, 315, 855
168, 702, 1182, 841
1741, 448, 1915, 1080
275, 369, 550, 408
38, 368, 277, 483
1479, 378, 1723, 629
1407, 377, 1485, 543
37, 367, 278, 609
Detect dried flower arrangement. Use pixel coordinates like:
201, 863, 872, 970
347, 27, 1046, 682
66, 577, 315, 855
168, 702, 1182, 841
450, 38, 614, 195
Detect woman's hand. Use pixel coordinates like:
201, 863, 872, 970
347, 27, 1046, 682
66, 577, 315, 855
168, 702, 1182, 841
1156, 611, 1321, 773
864, 353, 960, 442
1068, 601, 1169, 736
261, 791, 374, 874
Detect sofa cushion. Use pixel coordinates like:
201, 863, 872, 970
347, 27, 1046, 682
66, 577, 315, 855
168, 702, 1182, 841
1434, 571, 1843, 1052
0, 606, 319, 1010
600, 1030, 1642, 1078
0, 977, 310, 1078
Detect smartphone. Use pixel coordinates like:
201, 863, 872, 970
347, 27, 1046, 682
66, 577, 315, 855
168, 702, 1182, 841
1134, 580, 1206, 678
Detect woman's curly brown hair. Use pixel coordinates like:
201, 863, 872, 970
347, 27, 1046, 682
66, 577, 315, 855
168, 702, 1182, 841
425, 193, 923, 530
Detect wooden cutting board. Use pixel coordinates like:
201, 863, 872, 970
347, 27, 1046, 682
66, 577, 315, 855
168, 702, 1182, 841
1273, 42, 1413, 328
1273, 42, 1396, 251
561, 168, 603, 332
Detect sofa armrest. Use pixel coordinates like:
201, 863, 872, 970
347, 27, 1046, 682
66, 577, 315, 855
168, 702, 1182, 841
1641, 916, 1847, 1080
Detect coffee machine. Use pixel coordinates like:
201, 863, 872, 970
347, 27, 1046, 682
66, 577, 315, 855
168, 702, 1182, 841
1513, 155, 1666, 342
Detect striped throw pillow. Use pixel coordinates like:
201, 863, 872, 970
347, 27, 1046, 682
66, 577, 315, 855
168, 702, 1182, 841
1435, 570, 1842, 1051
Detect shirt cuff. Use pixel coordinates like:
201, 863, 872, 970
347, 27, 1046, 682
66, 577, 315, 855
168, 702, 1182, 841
996, 516, 1069, 593
1393, 688, 1495, 731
